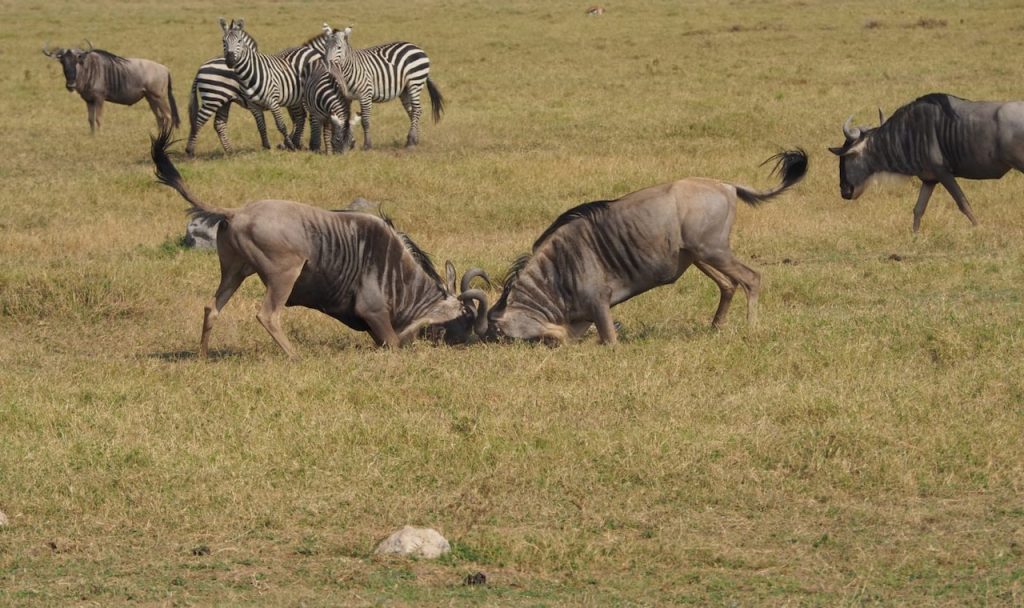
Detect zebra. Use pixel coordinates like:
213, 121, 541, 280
328, 25, 445, 149
302, 26, 356, 153
185, 56, 271, 157
188, 26, 335, 156
220, 18, 321, 151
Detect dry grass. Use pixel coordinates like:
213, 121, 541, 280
2, 0, 1024, 605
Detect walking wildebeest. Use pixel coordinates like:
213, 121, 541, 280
43, 42, 179, 133
829, 92, 1024, 232
150, 129, 488, 357
483, 149, 809, 345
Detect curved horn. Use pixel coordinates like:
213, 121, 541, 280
460, 267, 491, 293
82, 39, 93, 51
458, 289, 490, 337
42, 42, 55, 57
842, 115, 861, 140
877, 107, 885, 126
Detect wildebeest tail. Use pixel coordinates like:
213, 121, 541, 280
167, 75, 180, 128
735, 148, 808, 206
427, 77, 444, 123
150, 129, 234, 222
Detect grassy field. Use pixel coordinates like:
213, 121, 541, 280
2, 0, 1023, 605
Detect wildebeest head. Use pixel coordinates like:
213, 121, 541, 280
829, 111, 885, 200
42, 42, 86, 91
482, 257, 565, 345
421, 264, 490, 345
219, 18, 252, 69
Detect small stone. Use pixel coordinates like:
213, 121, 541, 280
888, 253, 903, 262
0, 510, 8, 527
464, 571, 487, 586
191, 545, 210, 556
374, 526, 450, 559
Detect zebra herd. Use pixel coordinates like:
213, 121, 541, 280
186, 19, 444, 156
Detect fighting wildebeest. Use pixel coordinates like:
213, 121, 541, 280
150, 130, 488, 357
484, 150, 809, 345
43, 42, 179, 133
830, 92, 1024, 232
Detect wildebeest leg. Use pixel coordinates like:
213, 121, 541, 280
400, 87, 422, 147
938, 175, 979, 227
705, 254, 761, 326
912, 181, 937, 233
146, 94, 172, 132
255, 261, 305, 357
695, 261, 736, 328
87, 101, 100, 133
201, 256, 251, 358
268, 106, 296, 151
356, 294, 401, 347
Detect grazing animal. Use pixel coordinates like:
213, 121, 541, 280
150, 130, 488, 357
303, 25, 356, 153
220, 18, 319, 151
186, 28, 336, 156
586, 6, 606, 16
829, 92, 1024, 232
43, 42, 179, 133
328, 26, 444, 149
485, 150, 809, 345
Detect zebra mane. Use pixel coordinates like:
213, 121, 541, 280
532, 199, 613, 250
378, 213, 444, 287
299, 31, 330, 50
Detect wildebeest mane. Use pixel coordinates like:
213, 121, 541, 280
907, 92, 962, 121
375, 213, 444, 288
87, 49, 130, 65
493, 253, 532, 310
532, 199, 614, 250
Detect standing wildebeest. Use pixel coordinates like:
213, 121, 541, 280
829, 92, 1024, 232
150, 130, 488, 357
484, 150, 808, 345
43, 42, 179, 133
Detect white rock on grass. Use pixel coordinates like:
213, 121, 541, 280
374, 526, 450, 559
183, 215, 220, 250
0, 510, 8, 527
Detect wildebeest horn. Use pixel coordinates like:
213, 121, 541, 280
458, 289, 490, 337
460, 267, 491, 293
82, 39, 93, 51
42, 42, 55, 57
877, 107, 885, 126
842, 115, 861, 140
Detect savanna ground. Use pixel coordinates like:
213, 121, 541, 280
1, 0, 1023, 605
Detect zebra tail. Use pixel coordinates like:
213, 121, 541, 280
427, 77, 444, 123
150, 129, 234, 223
735, 148, 808, 207
167, 75, 181, 128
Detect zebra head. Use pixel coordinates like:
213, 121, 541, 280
220, 17, 255, 69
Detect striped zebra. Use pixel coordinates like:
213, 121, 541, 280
220, 18, 320, 151
185, 56, 270, 157
302, 27, 356, 153
329, 26, 445, 149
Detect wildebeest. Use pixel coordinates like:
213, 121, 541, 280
149, 129, 488, 357
484, 150, 809, 345
830, 92, 1024, 232
43, 42, 179, 133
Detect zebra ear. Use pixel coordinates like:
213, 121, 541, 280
343, 26, 352, 40
236, 18, 245, 30
322, 22, 333, 35
219, 17, 227, 32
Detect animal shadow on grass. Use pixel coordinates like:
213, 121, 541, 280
148, 349, 241, 362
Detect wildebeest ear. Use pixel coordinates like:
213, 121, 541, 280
445, 261, 457, 294
828, 146, 845, 156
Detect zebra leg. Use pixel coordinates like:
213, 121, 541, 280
309, 115, 323, 153
400, 88, 423, 147
249, 108, 271, 150
269, 106, 296, 150
359, 97, 373, 150
186, 103, 215, 157
213, 104, 234, 155
287, 105, 307, 150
